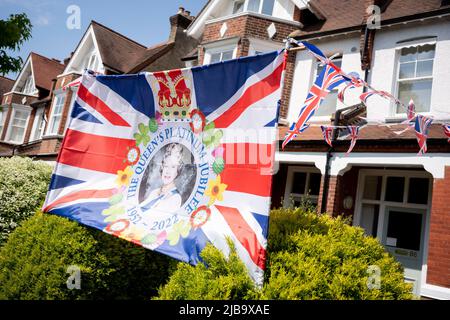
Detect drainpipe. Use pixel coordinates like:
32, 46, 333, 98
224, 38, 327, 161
321, 23, 372, 214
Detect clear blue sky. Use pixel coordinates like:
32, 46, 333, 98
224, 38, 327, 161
0, 0, 206, 79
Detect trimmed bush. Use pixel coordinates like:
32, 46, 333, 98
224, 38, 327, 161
155, 241, 259, 300
0, 212, 176, 300
0, 156, 52, 244
157, 208, 414, 300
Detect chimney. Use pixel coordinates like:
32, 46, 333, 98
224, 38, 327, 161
169, 7, 194, 42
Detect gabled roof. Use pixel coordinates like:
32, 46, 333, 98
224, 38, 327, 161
30, 52, 64, 91
91, 21, 147, 73
290, 0, 450, 39
0, 76, 14, 97
126, 42, 174, 74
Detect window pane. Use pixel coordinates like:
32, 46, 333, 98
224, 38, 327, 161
10, 126, 25, 142
385, 177, 405, 202
408, 178, 429, 205
221, 50, 234, 61
360, 204, 380, 237
417, 44, 435, 60
308, 173, 321, 196
363, 175, 382, 200
210, 53, 221, 64
416, 60, 433, 77
397, 79, 432, 113
49, 115, 61, 134
399, 62, 415, 79
247, 0, 261, 12
387, 211, 422, 251
233, 1, 244, 14
399, 46, 417, 63
315, 91, 338, 116
262, 0, 275, 15
291, 172, 307, 195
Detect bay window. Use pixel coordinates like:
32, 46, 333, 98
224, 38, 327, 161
0, 106, 8, 137
396, 43, 435, 114
284, 167, 322, 208
47, 94, 66, 135
232, 0, 275, 16
6, 107, 30, 144
30, 107, 45, 141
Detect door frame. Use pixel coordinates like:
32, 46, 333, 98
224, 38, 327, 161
353, 168, 433, 295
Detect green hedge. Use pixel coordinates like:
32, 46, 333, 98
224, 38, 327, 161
0, 212, 176, 300
0, 156, 52, 244
157, 208, 414, 300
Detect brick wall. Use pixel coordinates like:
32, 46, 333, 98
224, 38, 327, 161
427, 166, 450, 288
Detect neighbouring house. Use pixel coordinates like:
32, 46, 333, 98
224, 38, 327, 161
0, 8, 197, 160
185, 0, 450, 299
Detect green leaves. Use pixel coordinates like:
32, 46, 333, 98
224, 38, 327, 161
0, 13, 33, 75
134, 123, 150, 146
148, 118, 158, 133
202, 122, 223, 149
167, 220, 191, 246
212, 157, 225, 175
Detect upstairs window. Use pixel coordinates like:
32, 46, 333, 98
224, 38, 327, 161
210, 49, 234, 64
0, 106, 8, 136
6, 108, 30, 144
22, 74, 35, 95
47, 94, 66, 135
396, 43, 435, 113
314, 58, 342, 117
234, 0, 275, 16
30, 107, 45, 141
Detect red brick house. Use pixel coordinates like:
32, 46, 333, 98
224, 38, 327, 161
185, 0, 450, 299
0, 8, 196, 160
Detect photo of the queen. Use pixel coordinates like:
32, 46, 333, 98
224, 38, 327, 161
139, 143, 196, 213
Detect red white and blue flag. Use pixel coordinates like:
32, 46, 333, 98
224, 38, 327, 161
346, 126, 360, 154
43, 51, 285, 285
321, 125, 334, 147
282, 62, 347, 149
414, 114, 433, 155
443, 124, 450, 142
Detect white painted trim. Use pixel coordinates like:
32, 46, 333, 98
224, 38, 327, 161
203, 40, 239, 65
329, 152, 450, 178
248, 37, 283, 55
45, 93, 66, 136
275, 151, 327, 174
29, 106, 45, 142
11, 57, 37, 95
187, 0, 222, 39
205, 11, 301, 27
2, 91, 38, 98
4, 104, 32, 144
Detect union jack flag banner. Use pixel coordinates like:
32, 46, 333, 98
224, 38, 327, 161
414, 114, 433, 155
346, 126, 360, 154
282, 62, 348, 149
443, 124, 450, 142
42, 51, 286, 285
359, 90, 379, 105
321, 125, 334, 147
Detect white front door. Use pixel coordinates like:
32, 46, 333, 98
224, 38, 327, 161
355, 170, 432, 296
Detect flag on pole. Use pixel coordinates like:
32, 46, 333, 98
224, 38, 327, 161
42, 51, 286, 285
346, 126, 360, 154
282, 63, 348, 149
321, 125, 334, 147
414, 114, 433, 155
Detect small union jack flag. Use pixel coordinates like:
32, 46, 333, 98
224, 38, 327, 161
283, 63, 348, 149
443, 124, 450, 142
321, 125, 334, 147
346, 126, 360, 154
414, 114, 433, 155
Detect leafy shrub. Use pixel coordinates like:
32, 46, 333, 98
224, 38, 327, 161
0, 212, 176, 300
0, 156, 52, 244
157, 208, 413, 300
155, 240, 259, 300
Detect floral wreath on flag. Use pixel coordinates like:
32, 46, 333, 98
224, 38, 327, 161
100, 109, 228, 249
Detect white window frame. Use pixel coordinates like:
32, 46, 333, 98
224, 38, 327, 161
30, 107, 46, 142
391, 38, 436, 118
63, 88, 78, 134
22, 74, 36, 95
46, 93, 66, 136
237, 0, 276, 16
203, 39, 239, 65
248, 38, 283, 56
5, 104, 31, 144
283, 166, 322, 208
354, 168, 434, 297
0, 105, 9, 138
309, 57, 343, 121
